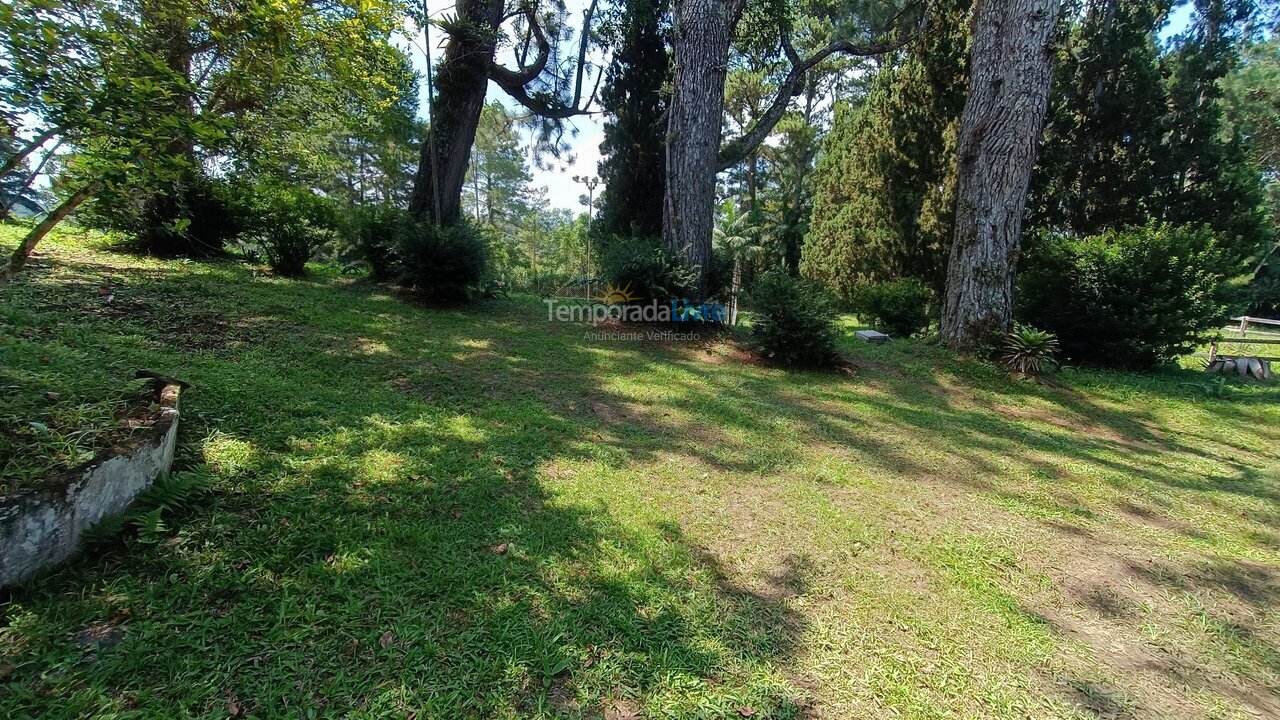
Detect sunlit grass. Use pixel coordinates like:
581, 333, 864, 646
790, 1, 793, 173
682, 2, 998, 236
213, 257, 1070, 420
2, 225, 1278, 719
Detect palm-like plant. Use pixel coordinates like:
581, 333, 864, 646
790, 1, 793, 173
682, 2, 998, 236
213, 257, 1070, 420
713, 201, 766, 325
1002, 324, 1060, 375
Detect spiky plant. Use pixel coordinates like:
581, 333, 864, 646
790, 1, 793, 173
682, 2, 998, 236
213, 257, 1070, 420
1002, 324, 1059, 375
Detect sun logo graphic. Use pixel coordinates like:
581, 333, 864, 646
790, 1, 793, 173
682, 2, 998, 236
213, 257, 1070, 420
596, 281, 639, 305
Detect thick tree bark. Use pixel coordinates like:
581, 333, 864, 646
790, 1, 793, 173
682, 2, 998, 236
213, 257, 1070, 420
408, 0, 501, 224
940, 0, 1061, 351
0, 182, 100, 283
663, 0, 743, 300
664, 5, 914, 299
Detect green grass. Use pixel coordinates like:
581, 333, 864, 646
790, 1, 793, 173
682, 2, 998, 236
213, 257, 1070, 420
2, 225, 1279, 719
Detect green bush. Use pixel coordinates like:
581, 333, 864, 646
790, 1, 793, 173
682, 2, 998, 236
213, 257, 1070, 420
747, 270, 840, 367
393, 219, 491, 303
86, 173, 249, 257
850, 278, 934, 337
1248, 252, 1279, 318
1017, 224, 1237, 369
599, 236, 696, 303
248, 184, 339, 277
341, 207, 491, 302
345, 204, 407, 282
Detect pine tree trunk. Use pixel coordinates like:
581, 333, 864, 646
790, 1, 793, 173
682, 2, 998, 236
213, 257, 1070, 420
940, 0, 1062, 351
0, 182, 100, 283
663, 0, 742, 300
408, 0, 502, 225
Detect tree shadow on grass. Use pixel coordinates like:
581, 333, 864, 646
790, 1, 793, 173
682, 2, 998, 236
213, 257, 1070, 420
5, 252, 1280, 717
2, 262, 815, 717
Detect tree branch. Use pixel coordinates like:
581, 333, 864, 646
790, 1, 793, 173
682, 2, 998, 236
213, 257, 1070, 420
0, 125, 62, 180
716, 3, 930, 170
717, 36, 910, 171
488, 0, 601, 120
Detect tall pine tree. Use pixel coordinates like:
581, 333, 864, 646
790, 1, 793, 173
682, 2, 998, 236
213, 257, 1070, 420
1028, 0, 1170, 235
1028, 0, 1270, 262
595, 0, 671, 240
1159, 0, 1270, 259
800, 0, 972, 298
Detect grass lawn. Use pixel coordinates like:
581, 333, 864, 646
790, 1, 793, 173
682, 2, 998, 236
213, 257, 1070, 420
2, 226, 1279, 719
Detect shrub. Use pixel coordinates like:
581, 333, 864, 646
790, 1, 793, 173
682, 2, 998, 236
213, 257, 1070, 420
747, 270, 840, 366
86, 173, 249, 257
1001, 324, 1059, 375
1248, 252, 1279, 318
1017, 224, 1237, 369
249, 184, 339, 277
850, 278, 934, 337
345, 204, 407, 282
599, 236, 696, 303
393, 219, 491, 303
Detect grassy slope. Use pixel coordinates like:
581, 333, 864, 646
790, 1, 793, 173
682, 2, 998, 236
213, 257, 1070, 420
2, 227, 1279, 719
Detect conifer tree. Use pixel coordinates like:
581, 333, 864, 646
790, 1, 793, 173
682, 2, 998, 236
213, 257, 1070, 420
595, 0, 671, 240
800, 0, 971, 299
1028, 0, 1170, 235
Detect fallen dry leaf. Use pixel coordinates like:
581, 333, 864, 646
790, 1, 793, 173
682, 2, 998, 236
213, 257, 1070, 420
491, 543, 509, 554
736, 707, 756, 718
379, 630, 394, 648
604, 698, 640, 720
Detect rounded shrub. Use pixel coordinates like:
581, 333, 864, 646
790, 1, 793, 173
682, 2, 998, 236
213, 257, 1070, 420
248, 184, 339, 277
1016, 224, 1238, 369
747, 269, 841, 367
850, 278, 935, 337
598, 236, 696, 303
393, 219, 491, 303
344, 203, 407, 282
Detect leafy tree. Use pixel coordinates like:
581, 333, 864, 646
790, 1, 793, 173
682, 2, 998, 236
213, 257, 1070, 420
0, 0, 411, 275
595, 0, 670, 239
1029, 0, 1271, 263
802, 0, 971, 300
1222, 27, 1280, 309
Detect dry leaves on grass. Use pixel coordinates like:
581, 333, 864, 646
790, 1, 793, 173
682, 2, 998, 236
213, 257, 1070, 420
604, 698, 641, 720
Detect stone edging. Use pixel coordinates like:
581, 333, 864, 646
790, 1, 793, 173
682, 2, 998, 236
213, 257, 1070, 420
0, 376, 186, 588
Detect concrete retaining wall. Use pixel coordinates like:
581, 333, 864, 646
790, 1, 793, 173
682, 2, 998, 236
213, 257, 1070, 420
0, 381, 184, 588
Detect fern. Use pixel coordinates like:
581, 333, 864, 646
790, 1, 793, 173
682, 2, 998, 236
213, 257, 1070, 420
83, 467, 215, 546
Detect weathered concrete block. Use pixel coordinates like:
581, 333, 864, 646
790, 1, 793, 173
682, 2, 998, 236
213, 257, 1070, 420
0, 381, 183, 587
855, 329, 892, 343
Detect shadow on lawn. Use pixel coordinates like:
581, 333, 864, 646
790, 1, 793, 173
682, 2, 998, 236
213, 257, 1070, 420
3, 262, 812, 717
5, 253, 1280, 716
